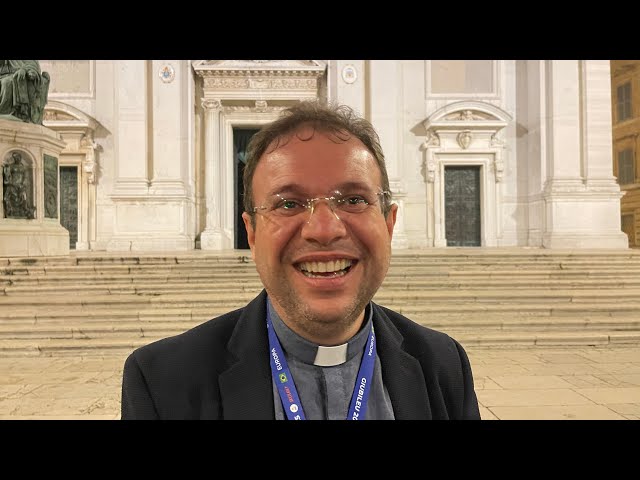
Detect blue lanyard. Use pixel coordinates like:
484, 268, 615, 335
267, 309, 377, 420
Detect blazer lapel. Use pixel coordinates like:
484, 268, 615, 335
218, 290, 275, 419
373, 304, 432, 420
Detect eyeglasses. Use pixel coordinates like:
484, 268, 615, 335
251, 190, 391, 220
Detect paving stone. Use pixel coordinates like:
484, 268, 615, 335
476, 388, 596, 407
574, 387, 640, 404
490, 375, 574, 389
488, 405, 626, 420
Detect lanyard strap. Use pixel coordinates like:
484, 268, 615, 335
267, 309, 377, 420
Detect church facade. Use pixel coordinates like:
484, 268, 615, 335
36, 60, 628, 253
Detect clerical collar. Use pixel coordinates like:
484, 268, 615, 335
267, 298, 373, 367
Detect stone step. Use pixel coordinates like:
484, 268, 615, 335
3, 248, 640, 260
2, 330, 639, 357
4, 278, 640, 294
0, 251, 640, 272
2, 288, 639, 306
5, 303, 640, 319
2, 315, 639, 340
6, 269, 640, 283
394, 303, 640, 317
8, 256, 640, 265
452, 331, 640, 347
3, 303, 640, 328
5, 255, 640, 267
1, 250, 639, 353
4, 271, 640, 284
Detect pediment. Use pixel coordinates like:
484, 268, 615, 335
192, 60, 326, 77
43, 101, 98, 130
423, 101, 511, 132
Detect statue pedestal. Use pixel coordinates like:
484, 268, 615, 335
0, 119, 68, 257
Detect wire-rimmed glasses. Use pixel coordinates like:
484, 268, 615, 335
251, 189, 391, 221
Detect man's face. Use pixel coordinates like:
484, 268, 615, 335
242, 128, 397, 342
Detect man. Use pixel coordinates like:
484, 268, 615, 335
121, 101, 480, 420
0, 60, 50, 124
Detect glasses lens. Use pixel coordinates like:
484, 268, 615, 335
256, 190, 389, 218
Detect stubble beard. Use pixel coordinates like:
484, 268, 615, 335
266, 277, 380, 345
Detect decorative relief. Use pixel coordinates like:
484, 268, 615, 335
43, 154, 58, 219
444, 109, 494, 121
223, 105, 288, 113
341, 65, 357, 84
201, 99, 223, 111
81, 132, 99, 184
494, 159, 504, 183
204, 78, 250, 89
257, 78, 316, 89
197, 60, 323, 70
255, 100, 268, 112
491, 132, 504, 146
457, 130, 472, 149
3, 151, 35, 219
204, 77, 317, 90
158, 64, 175, 83
426, 160, 437, 183
422, 131, 440, 149
43, 110, 76, 121
199, 70, 322, 78
460, 110, 475, 121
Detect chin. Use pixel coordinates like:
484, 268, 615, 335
305, 301, 360, 324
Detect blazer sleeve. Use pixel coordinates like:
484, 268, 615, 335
453, 338, 481, 420
121, 353, 160, 420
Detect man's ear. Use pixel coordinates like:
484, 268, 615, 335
242, 212, 256, 261
386, 203, 398, 239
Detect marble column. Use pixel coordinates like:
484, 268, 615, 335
200, 98, 232, 250
542, 60, 627, 248
368, 60, 408, 249
75, 132, 98, 250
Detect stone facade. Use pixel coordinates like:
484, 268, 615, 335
19, 60, 627, 253
611, 60, 640, 247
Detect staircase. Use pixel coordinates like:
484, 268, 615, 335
1, 248, 640, 356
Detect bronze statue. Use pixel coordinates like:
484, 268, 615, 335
0, 60, 50, 125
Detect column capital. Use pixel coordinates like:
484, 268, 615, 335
201, 98, 222, 111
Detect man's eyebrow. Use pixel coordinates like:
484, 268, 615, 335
333, 181, 375, 192
266, 181, 375, 197
265, 184, 307, 197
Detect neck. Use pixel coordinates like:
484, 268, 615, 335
270, 302, 365, 347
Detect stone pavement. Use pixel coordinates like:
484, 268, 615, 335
0, 344, 639, 420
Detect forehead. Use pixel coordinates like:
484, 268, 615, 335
254, 129, 382, 194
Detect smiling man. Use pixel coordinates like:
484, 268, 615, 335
121, 102, 481, 420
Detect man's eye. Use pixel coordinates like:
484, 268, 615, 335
343, 195, 367, 205
277, 199, 304, 210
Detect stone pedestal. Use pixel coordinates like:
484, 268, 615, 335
0, 119, 68, 256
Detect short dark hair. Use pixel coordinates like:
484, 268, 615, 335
243, 101, 392, 226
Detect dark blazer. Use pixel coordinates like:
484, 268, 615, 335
121, 290, 481, 420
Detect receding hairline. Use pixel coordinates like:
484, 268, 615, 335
261, 123, 372, 157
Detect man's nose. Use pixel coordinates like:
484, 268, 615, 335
300, 199, 347, 244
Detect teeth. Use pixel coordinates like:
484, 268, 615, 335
298, 259, 352, 273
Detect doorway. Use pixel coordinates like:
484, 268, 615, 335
444, 166, 481, 246
60, 166, 78, 249
234, 128, 260, 249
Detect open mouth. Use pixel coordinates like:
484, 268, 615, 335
296, 259, 354, 278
